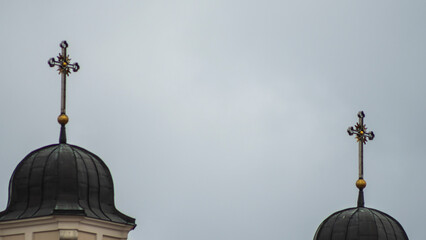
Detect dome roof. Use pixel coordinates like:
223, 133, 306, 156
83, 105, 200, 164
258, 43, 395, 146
314, 206, 408, 240
0, 143, 135, 225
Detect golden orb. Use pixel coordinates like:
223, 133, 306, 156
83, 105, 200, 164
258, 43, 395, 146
360, 130, 364, 134
62, 62, 67, 66
356, 178, 366, 190
58, 114, 69, 125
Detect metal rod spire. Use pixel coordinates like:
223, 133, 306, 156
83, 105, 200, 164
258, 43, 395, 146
347, 111, 374, 207
48, 41, 80, 143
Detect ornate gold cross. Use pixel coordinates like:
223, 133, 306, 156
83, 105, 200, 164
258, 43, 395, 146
48, 41, 79, 143
48, 41, 79, 120
347, 111, 374, 189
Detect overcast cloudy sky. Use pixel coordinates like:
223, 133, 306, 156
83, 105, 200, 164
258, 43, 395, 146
1, 1, 426, 239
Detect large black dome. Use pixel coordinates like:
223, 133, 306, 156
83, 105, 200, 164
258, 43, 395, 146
0, 143, 135, 225
314, 206, 408, 240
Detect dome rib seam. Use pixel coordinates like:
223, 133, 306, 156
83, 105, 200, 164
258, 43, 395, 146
70, 147, 86, 213
6, 155, 29, 208
86, 150, 110, 221
344, 208, 358, 240
33, 145, 60, 217
77, 148, 100, 219
330, 209, 345, 240
17, 151, 40, 219
368, 209, 380, 239
383, 211, 398, 240
371, 210, 389, 240
376, 208, 409, 239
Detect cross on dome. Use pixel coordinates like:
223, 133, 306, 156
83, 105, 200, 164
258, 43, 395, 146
347, 111, 374, 207
48, 41, 80, 143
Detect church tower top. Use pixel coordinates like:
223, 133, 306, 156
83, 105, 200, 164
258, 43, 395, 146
0, 41, 135, 240
313, 111, 408, 240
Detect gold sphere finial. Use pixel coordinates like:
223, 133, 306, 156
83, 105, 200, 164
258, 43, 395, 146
58, 114, 69, 125
356, 178, 366, 190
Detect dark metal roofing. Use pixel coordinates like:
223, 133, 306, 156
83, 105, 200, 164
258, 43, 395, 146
0, 144, 135, 226
314, 206, 408, 240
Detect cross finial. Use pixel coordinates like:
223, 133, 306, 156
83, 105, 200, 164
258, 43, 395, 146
48, 41, 80, 143
347, 111, 374, 207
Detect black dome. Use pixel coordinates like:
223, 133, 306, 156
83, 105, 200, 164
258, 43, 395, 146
314, 207, 408, 240
0, 143, 135, 225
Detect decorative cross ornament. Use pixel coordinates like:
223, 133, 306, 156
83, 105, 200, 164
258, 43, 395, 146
347, 111, 375, 181
48, 41, 80, 118
48, 41, 79, 143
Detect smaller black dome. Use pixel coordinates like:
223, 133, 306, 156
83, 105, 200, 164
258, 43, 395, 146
0, 144, 135, 225
314, 207, 408, 240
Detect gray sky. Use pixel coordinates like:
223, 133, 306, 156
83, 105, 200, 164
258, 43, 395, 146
1, 1, 426, 239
